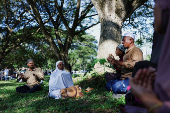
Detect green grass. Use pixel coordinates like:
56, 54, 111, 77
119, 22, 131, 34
0, 73, 125, 113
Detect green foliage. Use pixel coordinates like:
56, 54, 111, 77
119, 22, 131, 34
0, 0, 99, 72
123, 0, 154, 46
135, 38, 144, 46
84, 58, 115, 76
0, 26, 98, 71
145, 54, 151, 61
69, 33, 98, 71
98, 58, 107, 65
72, 74, 81, 78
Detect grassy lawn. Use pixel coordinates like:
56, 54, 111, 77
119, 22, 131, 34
0, 73, 125, 113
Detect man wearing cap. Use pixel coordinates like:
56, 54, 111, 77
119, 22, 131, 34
105, 33, 143, 94
16, 59, 44, 93
114, 33, 143, 78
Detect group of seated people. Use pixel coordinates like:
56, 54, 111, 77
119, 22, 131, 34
16, 59, 74, 97
15, 0, 170, 112
105, 32, 143, 94
0, 67, 17, 81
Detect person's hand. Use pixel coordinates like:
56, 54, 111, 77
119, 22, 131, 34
107, 55, 112, 62
19, 74, 24, 79
110, 54, 115, 60
133, 67, 156, 88
107, 54, 115, 64
129, 67, 160, 106
33, 73, 37, 77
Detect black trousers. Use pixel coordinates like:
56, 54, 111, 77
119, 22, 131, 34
105, 72, 121, 83
132, 61, 157, 78
16, 84, 41, 93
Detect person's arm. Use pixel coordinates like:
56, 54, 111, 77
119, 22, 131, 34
20, 74, 27, 82
113, 59, 123, 66
123, 50, 143, 69
33, 68, 44, 80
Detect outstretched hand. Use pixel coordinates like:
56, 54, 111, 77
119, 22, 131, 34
129, 67, 159, 105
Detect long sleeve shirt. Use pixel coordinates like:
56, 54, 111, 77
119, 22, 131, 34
121, 45, 143, 79
114, 55, 124, 74
23, 68, 44, 89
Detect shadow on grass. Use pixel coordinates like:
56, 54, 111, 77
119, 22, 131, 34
0, 75, 123, 113
77, 74, 107, 92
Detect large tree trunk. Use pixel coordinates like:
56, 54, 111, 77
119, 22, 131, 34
91, 0, 148, 73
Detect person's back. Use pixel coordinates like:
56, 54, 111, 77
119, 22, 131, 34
150, 31, 164, 65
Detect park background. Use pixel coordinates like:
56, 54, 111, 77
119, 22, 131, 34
0, 0, 155, 112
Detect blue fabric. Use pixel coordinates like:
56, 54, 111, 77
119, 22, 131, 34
106, 78, 129, 94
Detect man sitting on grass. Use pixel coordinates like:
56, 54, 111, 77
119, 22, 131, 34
16, 59, 44, 93
106, 33, 143, 94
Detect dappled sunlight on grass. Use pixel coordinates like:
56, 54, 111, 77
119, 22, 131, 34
0, 73, 125, 112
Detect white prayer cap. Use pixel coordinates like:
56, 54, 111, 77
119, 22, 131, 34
117, 44, 125, 52
123, 33, 135, 40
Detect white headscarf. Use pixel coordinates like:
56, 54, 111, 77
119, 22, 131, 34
49, 61, 66, 91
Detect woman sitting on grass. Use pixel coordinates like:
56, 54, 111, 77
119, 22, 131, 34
49, 61, 74, 99
105, 44, 125, 82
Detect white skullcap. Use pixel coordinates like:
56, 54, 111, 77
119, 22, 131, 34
123, 33, 135, 40
117, 44, 125, 52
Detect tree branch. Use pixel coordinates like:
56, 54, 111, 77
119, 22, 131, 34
85, 13, 98, 18
123, 0, 148, 21
54, 0, 70, 32
75, 21, 100, 35
77, 2, 94, 26
41, 0, 63, 49
72, 0, 81, 29
26, 0, 61, 60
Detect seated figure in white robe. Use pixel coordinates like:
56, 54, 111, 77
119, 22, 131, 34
49, 61, 74, 99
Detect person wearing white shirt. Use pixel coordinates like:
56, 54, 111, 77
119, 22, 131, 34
4, 67, 9, 81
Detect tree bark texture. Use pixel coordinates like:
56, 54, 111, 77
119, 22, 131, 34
91, 0, 148, 72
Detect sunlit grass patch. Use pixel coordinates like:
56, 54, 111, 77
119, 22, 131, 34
0, 72, 125, 112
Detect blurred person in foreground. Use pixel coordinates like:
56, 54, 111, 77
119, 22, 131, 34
129, 0, 170, 112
